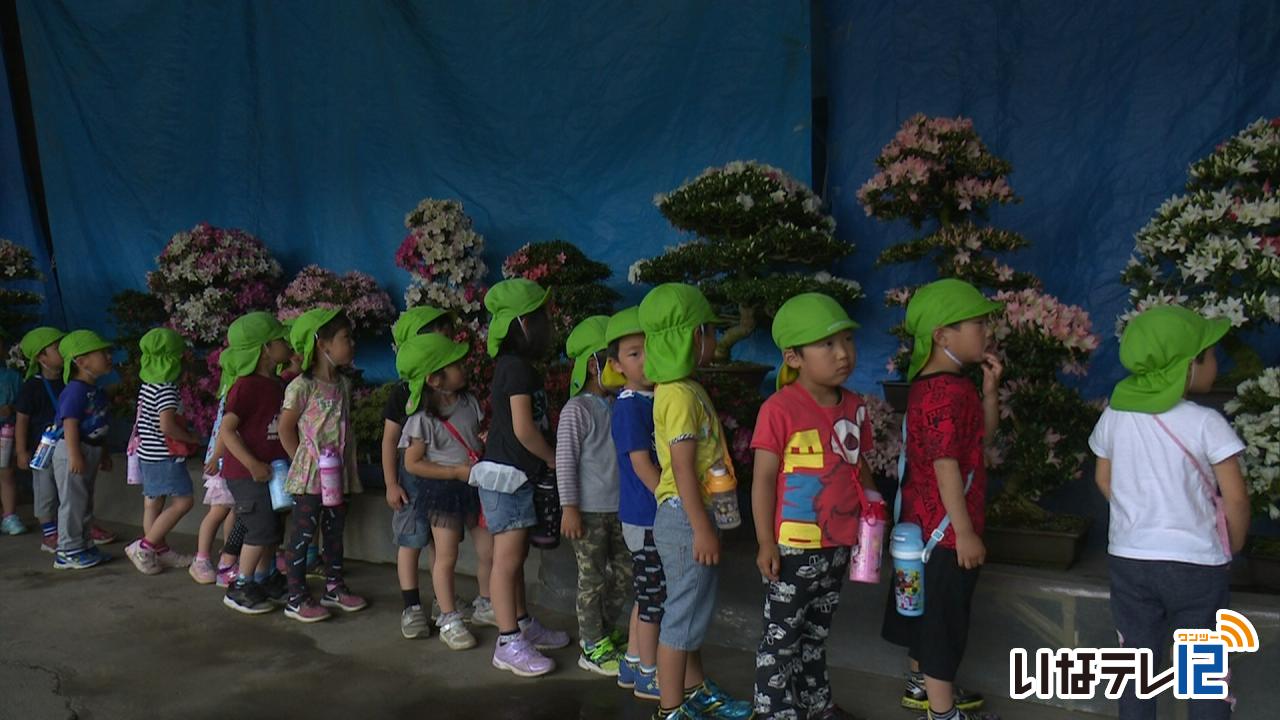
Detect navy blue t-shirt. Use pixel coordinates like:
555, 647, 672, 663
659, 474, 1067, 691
54, 379, 110, 446
612, 388, 658, 527
14, 376, 64, 450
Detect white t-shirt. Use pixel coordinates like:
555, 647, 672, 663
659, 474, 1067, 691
1089, 400, 1245, 566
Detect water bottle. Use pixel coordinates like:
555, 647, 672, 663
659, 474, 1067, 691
707, 465, 741, 530
890, 522, 925, 616
29, 428, 58, 471
319, 448, 343, 507
269, 459, 293, 511
0, 424, 13, 468
849, 490, 887, 584
126, 452, 142, 485
530, 469, 561, 550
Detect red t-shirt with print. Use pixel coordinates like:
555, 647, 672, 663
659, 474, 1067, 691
751, 383, 874, 549
220, 374, 287, 480
900, 372, 986, 549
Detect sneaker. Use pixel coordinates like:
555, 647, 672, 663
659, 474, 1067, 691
918, 711, 1000, 720
471, 596, 497, 627
53, 547, 107, 570
89, 524, 116, 545
320, 584, 368, 613
431, 595, 474, 622
262, 572, 289, 606
215, 562, 239, 588
188, 557, 217, 584
1, 514, 28, 535
438, 614, 477, 650
223, 580, 275, 615
617, 656, 638, 689
650, 704, 699, 720
578, 637, 621, 676
633, 668, 660, 701
521, 616, 570, 650
492, 634, 554, 677
685, 679, 754, 719
156, 547, 192, 569
40, 535, 57, 554
125, 540, 162, 575
284, 597, 332, 623
606, 627, 628, 650
903, 674, 984, 712
401, 605, 430, 639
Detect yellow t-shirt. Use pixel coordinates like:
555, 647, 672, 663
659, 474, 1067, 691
653, 378, 725, 506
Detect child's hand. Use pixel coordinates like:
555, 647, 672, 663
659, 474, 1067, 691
756, 542, 781, 582
69, 454, 84, 475
203, 458, 219, 476
453, 464, 474, 483
385, 483, 409, 511
694, 527, 721, 566
955, 529, 986, 569
561, 506, 584, 540
16, 449, 30, 471
981, 352, 1004, 395
99, 453, 112, 472
250, 460, 271, 483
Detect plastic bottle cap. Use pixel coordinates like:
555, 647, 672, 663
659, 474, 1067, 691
707, 472, 736, 493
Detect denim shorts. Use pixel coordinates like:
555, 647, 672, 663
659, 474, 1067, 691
477, 482, 536, 535
653, 498, 719, 651
140, 459, 194, 498
391, 473, 432, 549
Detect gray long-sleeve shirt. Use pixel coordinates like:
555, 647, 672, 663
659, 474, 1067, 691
555, 393, 620, 513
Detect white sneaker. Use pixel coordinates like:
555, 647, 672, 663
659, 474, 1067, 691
438, 614, 477, 650
471, 596, 497, 627
401, 605, 431, 639
125, 540, 162, 575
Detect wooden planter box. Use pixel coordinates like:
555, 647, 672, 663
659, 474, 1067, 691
985, 518, 1093, 570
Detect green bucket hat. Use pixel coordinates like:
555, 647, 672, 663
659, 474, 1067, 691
605, 306, 643, 345
395, 333, 469, 415
58, 330, 112, 384
639, 283, 719, 384
219, 312, 286, 397
772, 293, 860, 390
1111, 305, 1230, 414
484, 278, 550, 358
904, 278, 1003, 381
19, 326, 66, 380
290, 308, 342, 371
566, 315, 611, 397
393, 306, 449, 349
139, 328, 187, 384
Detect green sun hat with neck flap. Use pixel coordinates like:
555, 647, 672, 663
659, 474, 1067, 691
58, 330, 112, 384
904, 278, 1003, 381
639, 283, 719, 384
19, 326, 65, 380
219, 312, 286, 397
484, 278, 549, 358
1110, 305, 1230, 414
605, 306, 643, 345
139, 328, 187, 384
393, 306, 449, 349
771, 293, 860, 390
290, 308, 342, 371
566, 315, 611, 398
395, 332, 469, 416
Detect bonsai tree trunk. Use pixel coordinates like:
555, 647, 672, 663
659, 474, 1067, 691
716, 303, 758, 363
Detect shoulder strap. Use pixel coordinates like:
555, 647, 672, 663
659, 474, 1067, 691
440, 418, 480, 463
893, 414, 975, 563
1152, 415, 1232, 557
40, 378, 58, 406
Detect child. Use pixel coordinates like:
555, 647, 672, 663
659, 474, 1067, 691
880, 279, 1003, 720
219, 312, 293, 613
606, 306, 664, 700
750, 293, 874, 720
278, 308, 366, 622
0, 331, 27, 535
191, 416, 245, 586
15, 327, 67, 550
473, 278, 569, 677
1090, 305, 1249, 720
393, 332, 491, 649
558, 315, 632, 676
50, 330, 115, 570
124, 328, 202, 574
639, 282, 752, 720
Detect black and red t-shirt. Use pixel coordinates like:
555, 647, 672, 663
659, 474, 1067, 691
899, 372, 986, 549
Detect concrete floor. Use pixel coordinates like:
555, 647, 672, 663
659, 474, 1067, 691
0, 519, 1106, 720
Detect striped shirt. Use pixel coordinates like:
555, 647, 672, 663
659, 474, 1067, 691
137, 383, 182, 462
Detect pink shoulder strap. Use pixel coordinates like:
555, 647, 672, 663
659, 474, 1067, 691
1152, 415, 1231, 559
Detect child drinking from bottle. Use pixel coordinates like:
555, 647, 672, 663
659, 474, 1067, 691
639, 283, 751, 720
880, 279, 1003, 720
279, 308, 366, 622
1090, 306, 1249, 720
15, 327, 68, 551
557, 315, 632, 677
393, 333, 490, 649
750, 293, 874, 720
475, 279, 569, 677
0, 331, 27, 536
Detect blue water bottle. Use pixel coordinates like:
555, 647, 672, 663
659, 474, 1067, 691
268, 459, 293, 511
890, 523, 925, 617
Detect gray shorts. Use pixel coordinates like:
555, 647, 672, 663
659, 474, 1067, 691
226, 477, 283, 547
653, 499, 719, 651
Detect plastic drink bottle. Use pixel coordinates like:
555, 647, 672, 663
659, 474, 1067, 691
319, 448, 343, 507
269, 459, 294, 511
707, 465, 741, 530
849, 489, 887, 584
890, 522, 925, 616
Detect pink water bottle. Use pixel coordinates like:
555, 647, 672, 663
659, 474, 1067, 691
849, 489, 887, 584
319, 448, 343, 507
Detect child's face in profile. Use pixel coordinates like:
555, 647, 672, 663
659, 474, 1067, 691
611, 334, 651, 389
76, 349, 112, 379
694, 324, 718, 366
786, 330, 856, 388
264, 338, 292, 366
429, 362, 468, 394
1187, 346, 1218, 393
935, 316, 991, 365
321, 327, 356, 367
38, 344, 64, 371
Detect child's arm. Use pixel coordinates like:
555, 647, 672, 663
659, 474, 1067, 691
671, 438, 719, 565
382, 419, 404, 494
14, 412, 31, 469
981, 352, 1003, 452
629, 450, 661, 493
935, 458, 984, 569
511, 394, 555, 469
1213, 456, 1250, 554
403, 437, 471, 482
218, 413, 270, 481
752, 449, 781, 581
203, 435, 225, 476
278, 407, 301, 462
158, 407, 203, 446
1094, 457, 1112, 500
556, 401, 586, 539
63, 418, 85, 475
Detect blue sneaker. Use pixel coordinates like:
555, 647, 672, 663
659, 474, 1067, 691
1, 514, 28, 535
53, 547, 108, 570
618, 656, 638, 688
685, 679, 753, 719
633, 667, 660, 701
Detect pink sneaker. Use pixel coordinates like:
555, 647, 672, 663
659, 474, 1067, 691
125, 540, 162, 575
285, 597, 332, 623
522, 617, 570, 650
40, 535, 57, 554
320, 584, 368, 613
188, 557, 217, 584
90, 524, 117, 545
216, 562, 239, 587
492, 634, 555, 677
156, 548, 192, 569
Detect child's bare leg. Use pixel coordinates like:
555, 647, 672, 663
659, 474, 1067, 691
145, 495, 193, 546
626, 603, 640, 657
473, 525, 494, 599
398, 546, 422, 598
431, 526, 462, 613
514, 543, 529, 618
142, 496, 162, 536
658, 645, 688, 709
924, 676, 955, 715
491, 529, 527, 632
638, 608, 660, 667
198, 505, 231, 557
